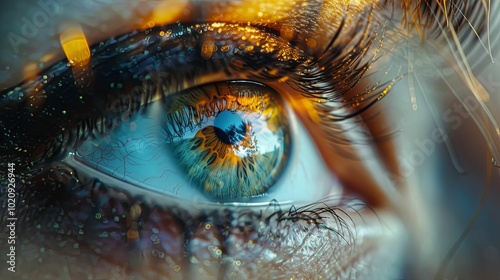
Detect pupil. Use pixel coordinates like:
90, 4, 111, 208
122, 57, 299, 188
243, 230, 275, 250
214, 110, 246, 145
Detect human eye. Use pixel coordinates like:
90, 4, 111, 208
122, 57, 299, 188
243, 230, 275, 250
1, 0, 499, 279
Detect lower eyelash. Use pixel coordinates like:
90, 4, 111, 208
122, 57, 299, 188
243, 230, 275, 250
11, 161, 360, 271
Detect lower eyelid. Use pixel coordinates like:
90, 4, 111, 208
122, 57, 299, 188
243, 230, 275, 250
20, 158, 401, 278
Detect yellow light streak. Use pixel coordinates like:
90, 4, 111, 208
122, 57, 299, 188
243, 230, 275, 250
148, 0, 188, 26
59, 23, 90, 67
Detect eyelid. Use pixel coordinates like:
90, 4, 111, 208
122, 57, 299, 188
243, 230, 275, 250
0, 17, 380, 148
0, 23, 311, 169
1, 0, 376, 88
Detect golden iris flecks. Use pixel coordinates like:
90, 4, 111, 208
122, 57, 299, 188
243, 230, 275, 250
163, 81, 290, 200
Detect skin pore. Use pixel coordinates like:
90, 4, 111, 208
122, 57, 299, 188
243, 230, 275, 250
1, 0, 500, 279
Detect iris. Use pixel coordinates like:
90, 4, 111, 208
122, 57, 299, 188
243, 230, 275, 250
164, 81, 290, 200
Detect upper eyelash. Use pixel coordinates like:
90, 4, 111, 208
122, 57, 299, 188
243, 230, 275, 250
0, 20, 381, 171
290, 0, 491, 124
0, 2, 490, 167
287, 3, 407, 122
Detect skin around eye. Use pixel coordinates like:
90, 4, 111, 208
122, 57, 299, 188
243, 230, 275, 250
0, 1, 407, 279
3, 1, 499, 280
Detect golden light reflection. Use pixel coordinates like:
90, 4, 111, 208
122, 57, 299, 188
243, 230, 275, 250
147, 0, 188, 26
39, 53, 57, 64
207, 0, 298, 23
279, 25, 295, 42
201, 39, 217, 60
59, 23, 90, 67
289, 95, 322, 124
22, 62, 39, 82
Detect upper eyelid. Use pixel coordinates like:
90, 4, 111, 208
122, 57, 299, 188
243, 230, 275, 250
1, 15, 382, 119
0, 13, 390, 190
0, 11, 390, 136
0, 1, 262, 86
0, 23, 316, 168
1, 0, 379, 88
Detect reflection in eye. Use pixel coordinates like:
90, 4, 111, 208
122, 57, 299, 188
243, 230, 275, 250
161, 81, 289, 200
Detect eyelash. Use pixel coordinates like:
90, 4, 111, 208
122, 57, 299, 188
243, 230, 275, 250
0, 19, 381, 170
16, 160, 361, 253
0, 1, 489, 166
0, 2, 495, 278
288, 9, 393, 121
1, 0, 488, 200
